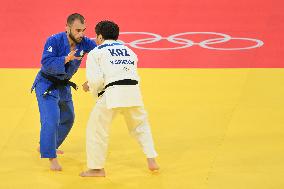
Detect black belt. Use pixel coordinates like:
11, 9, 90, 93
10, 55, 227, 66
37, 72, 78, 97
98, 79, 138, 97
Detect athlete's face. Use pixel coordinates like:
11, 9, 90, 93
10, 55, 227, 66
66, 19, 86, 44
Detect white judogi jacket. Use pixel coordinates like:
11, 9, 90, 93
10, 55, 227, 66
86, 40, 144, 109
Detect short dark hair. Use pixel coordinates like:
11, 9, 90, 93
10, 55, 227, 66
95, 20, 119, 40
67, 13, 85, 25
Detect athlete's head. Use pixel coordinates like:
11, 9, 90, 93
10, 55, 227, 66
66, 13, 86, 44
95, 20, 119, 45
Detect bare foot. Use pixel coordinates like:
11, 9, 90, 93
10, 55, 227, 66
80, 169, 106, 177
147, 158, 159, 171
49, 158, 62, 171
37, 147, 64, 155
56, 149, 64, 154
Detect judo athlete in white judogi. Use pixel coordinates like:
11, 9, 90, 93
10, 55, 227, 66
80, 21, 159, 177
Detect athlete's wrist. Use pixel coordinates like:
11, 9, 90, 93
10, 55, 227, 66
65, 56, 71, 63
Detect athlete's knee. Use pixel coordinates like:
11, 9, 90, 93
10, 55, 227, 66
71, 110, 75, 121
67, 112, 75, 125
61, 112, 75, 127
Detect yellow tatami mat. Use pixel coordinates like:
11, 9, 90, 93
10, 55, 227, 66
0, 68, 283, 189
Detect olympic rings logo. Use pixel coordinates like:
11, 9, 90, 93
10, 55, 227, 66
93, 32, 264, 51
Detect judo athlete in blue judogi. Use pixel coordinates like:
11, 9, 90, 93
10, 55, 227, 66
31, 13, 96, 171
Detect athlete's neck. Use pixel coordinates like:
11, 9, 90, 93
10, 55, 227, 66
67, 37, 76, 49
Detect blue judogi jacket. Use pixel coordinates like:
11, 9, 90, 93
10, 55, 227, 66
32, 32, 97, 101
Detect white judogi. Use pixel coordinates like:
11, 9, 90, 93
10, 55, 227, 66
86, 40, 158, 169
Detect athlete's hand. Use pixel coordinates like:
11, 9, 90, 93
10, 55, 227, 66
82, 81, 90, 92
65, 49, 82, 63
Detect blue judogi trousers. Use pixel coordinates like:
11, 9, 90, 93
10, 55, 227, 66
35, 88, 74, 158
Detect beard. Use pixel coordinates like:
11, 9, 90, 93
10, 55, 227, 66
69, 31, 83, 44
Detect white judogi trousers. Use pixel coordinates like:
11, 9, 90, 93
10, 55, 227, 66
86, 95, 158, 169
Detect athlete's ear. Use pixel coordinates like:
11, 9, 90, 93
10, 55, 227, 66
66, 24, 70, 34
99, 34, 104, 41
96, 34, 104, 45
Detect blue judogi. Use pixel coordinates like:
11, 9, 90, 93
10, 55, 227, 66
32, 32, 96, 158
